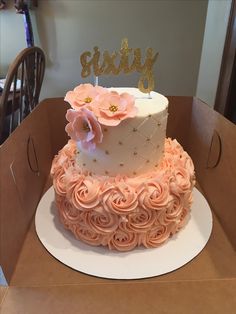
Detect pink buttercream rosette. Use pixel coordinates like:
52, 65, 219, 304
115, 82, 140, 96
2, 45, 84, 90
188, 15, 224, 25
51, 138, 195, 252
64, 84, 138, 151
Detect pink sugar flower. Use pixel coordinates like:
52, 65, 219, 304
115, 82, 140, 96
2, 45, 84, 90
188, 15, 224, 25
64, 83, 107, 110
92, 91, 137, 126
65, 108, 103, 151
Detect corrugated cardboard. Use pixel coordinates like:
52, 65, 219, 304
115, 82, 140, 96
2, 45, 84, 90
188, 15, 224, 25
0, 97, 236, 313
188, 98, 236, 249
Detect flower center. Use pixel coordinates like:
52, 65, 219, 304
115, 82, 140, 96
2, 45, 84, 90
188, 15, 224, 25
84, 97, 92, 103
82, 122, 90, 132
109, 104, 118, 112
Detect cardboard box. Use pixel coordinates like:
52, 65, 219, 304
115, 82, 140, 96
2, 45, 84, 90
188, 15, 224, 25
0, 97, 236, 313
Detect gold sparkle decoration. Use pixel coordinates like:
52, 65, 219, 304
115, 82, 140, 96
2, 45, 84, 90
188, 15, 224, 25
80, 38, 158, 93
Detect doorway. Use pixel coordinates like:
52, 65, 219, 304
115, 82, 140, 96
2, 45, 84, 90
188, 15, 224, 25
215, 0, 236, 124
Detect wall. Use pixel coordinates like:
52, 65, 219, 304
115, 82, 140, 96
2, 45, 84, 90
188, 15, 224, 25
0, 1, 26, 74
196, 0, 232, 107
0, 0, 208, 100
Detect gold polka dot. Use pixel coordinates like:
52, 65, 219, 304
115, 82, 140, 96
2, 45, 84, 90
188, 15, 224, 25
155, 164, 158, 167
83, 163, 86, 166
105, 150, 109, 155
146, 160, 150, 163
148, 114, 152, 118
105, 170, 109, 175
120, 163, 124, 167
133, 151, 137, 156
158, 122, 161, 126
133, 128, 137, 132
118, 141, 123, 145
146, 138, 150, 142
133, 171, 137, 175
93, 159, 97, 162
157, 145, 160, 149
104, 128, 108, 132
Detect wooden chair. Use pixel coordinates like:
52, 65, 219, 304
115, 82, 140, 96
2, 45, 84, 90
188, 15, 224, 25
0, 46, 45, 143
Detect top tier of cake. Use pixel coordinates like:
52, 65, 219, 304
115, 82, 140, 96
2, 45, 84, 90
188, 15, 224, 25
76, 87, 168, 177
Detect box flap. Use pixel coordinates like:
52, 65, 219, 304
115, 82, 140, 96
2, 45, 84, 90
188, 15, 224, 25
187, 98, 236, 249
0, 102, 53, 282
1, 280, 236, 313
0, 98, 70, 283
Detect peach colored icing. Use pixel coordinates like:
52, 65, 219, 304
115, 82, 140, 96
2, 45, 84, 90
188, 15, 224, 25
51, 138, 195, 251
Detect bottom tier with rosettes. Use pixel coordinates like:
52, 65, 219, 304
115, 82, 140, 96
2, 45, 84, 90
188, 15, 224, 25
51, 138, 195, 252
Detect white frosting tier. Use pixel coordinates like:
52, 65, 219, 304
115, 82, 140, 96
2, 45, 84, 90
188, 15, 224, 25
76, 88, 168, 176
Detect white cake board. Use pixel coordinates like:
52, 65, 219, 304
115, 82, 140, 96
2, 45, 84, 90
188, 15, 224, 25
35, 187, 213, 280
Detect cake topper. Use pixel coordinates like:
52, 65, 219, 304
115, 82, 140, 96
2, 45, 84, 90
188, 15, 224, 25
80, 38, 158, 93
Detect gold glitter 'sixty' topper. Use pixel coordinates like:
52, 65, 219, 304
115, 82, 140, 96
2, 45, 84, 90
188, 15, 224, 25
80, 38, 158, 93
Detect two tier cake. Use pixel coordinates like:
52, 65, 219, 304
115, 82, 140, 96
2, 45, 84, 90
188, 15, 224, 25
51, 84, 195, 251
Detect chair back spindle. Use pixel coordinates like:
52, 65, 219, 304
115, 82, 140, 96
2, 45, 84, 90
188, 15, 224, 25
0, 46, 45, 143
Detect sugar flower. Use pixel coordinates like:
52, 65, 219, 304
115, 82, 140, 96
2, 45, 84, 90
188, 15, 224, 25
65, 108, 103, 151
65, 83, 106, 110
92, 91, 137, 126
